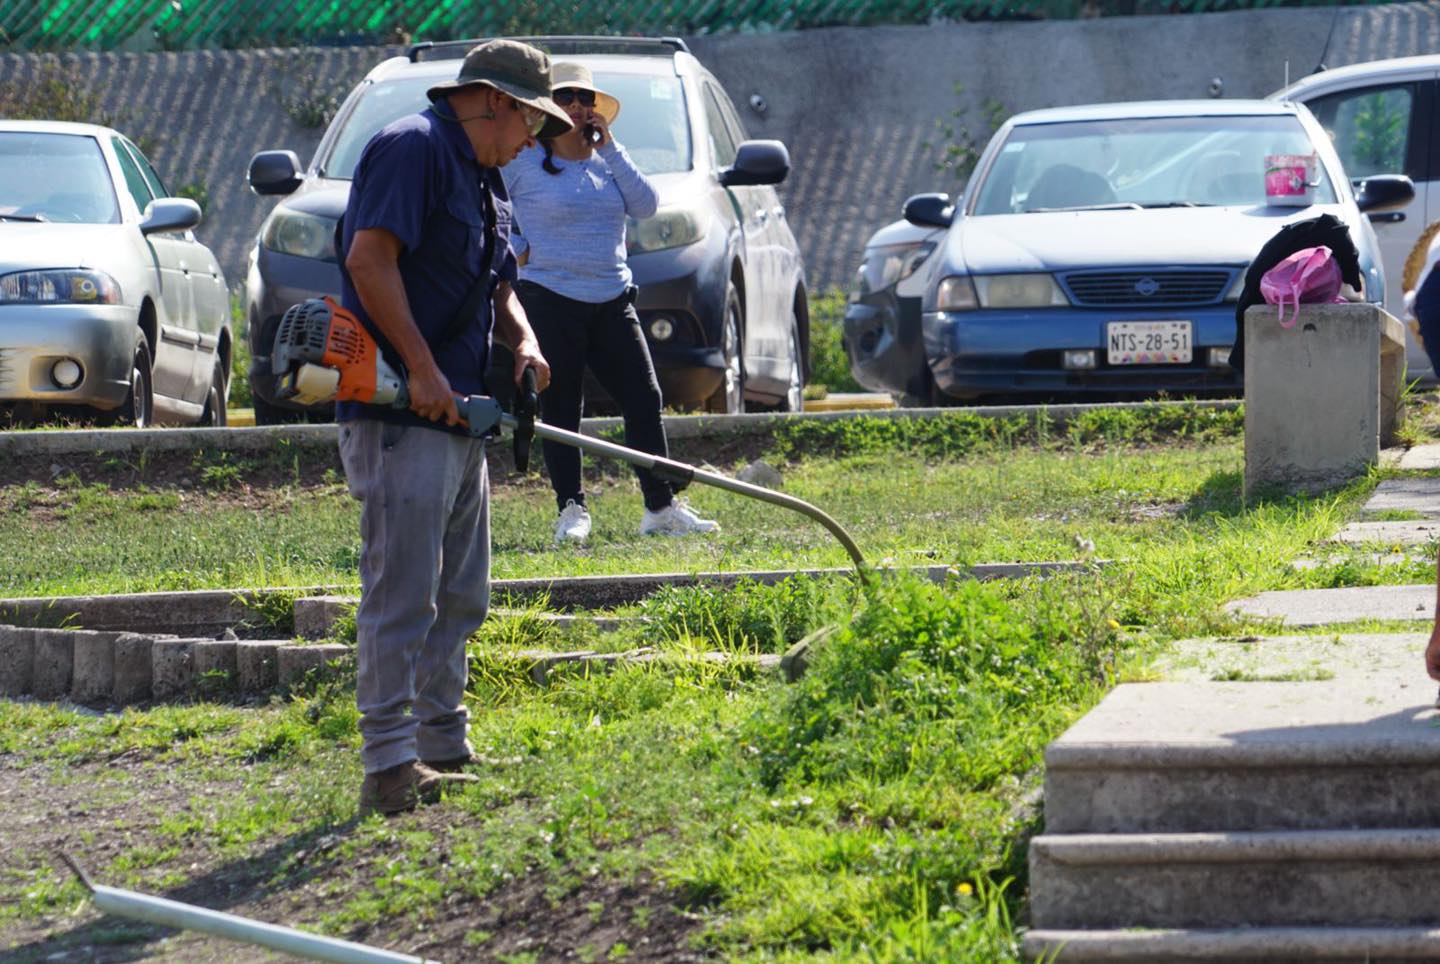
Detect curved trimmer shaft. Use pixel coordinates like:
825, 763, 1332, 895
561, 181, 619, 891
509, 414, 869, 579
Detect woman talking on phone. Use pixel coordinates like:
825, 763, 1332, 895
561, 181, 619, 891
503, 61, 718, 544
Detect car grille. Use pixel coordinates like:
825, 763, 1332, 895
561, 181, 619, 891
1062, 270, 1233, 307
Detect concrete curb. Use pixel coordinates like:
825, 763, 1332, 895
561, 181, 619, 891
0, 400, 1240, 456
0, 623, 350, 707
0, 561, 1095, 636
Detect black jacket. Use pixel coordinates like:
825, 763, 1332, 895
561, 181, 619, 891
1230, 213, 1362, 372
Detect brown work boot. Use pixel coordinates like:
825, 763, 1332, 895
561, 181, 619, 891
421, 752, 484, 773
358, 760, 480, 817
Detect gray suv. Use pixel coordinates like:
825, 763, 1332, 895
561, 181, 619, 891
245, 36, 809, 422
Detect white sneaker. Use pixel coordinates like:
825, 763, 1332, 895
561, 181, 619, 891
554, 499, 592, 544
639, 499, 719, 536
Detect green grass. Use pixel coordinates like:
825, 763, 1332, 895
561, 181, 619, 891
1, 401, 1429, 959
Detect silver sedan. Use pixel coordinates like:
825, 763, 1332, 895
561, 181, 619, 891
0, 121, 231, 427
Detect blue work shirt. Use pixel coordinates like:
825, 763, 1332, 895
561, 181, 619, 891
336, 102, 517, 433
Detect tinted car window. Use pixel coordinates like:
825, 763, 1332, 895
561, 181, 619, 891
0, 132, 119, 224
112, 136, 156, 214
324, 70, 693, 179
1305, 84, 1415, 179
702, 85, 737, 167
122, 137, 171, 199
974, 114, 1337, 215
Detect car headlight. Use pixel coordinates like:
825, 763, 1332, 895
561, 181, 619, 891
852, 241, 938, 300
0, 269, 122, 305
262, 208, 338, 262
627, 207, 704, 254
973, 274, 1069, 309
936, 275, 978, 311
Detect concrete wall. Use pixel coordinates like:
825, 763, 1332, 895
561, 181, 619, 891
4, 3, 1440, 294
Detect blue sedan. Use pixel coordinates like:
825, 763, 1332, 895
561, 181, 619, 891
849, 100, 1410, 404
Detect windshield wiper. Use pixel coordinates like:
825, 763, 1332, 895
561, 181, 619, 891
1030, 202, 1143, 213
1140, 201, 1215, 209
0, 213, 47, 222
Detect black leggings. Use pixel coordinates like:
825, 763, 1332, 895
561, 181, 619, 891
514, 280, 675, 512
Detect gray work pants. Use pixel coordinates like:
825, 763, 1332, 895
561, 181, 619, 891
339, 419, 490, 774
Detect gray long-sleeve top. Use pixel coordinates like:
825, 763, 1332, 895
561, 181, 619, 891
501, 139, 659, 304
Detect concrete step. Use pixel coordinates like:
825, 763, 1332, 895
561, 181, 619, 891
1224, 584, 1433, 626
1361, 478, 1440, 519
1044, 671, 1440, 835
1023, 925, 1440, 962
292, 595, 638, 640
1329, 520, 1440, 546
1029, 828, 1440, 930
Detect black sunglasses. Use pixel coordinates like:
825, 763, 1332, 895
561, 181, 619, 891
553, 88, 596, 108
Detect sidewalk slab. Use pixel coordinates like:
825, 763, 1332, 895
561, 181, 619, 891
1224, 584, 1433, 626
1361, 478, 1440, 518
1331, 520, 1440, 546
1399, 442, 1440, 470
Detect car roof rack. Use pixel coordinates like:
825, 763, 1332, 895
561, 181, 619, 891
408, 36, 690, 62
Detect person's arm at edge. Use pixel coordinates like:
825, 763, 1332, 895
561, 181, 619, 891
346, 227, 460, 426
493, 280, 551, 392
1427, 553, 1440, 683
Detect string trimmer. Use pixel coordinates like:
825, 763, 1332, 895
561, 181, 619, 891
270, 298, 868, 579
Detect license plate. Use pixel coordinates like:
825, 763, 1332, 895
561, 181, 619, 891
1106, 321, 1192, 365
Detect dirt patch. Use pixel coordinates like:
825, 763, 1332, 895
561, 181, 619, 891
0, 750, 710, 963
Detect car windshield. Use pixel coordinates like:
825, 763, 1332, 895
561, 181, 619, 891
323, 70, 692, 179
0, 132, 119, 224
972, 114, 1337, 215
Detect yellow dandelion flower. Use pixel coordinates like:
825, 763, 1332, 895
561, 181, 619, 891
1107, 618, 1122, 630
956, 882, 973, 896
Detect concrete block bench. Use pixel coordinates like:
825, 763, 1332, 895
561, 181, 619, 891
1243, 303, 1405, 499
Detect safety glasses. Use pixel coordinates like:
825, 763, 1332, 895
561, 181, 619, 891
552, 88, 597, 108
512, 99, 545, 136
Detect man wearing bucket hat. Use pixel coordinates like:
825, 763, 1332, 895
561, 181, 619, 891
335, 39, 570, 817
503, 60, 719, 544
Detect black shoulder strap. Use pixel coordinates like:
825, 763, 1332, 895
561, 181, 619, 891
437, 181, 498, 348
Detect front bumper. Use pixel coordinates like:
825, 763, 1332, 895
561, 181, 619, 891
844, 293, 927, 398
922, 306, 1242, 399
0, 304, 138, 408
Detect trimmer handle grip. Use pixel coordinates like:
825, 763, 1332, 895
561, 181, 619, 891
513, 366, 539, 473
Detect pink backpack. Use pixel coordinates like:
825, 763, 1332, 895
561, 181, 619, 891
1259, 245, 1346, 329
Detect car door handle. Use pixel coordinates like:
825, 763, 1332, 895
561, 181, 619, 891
1368, 211, 1406, 223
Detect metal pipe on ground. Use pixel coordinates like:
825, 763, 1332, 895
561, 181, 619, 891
61, 854, 434, 964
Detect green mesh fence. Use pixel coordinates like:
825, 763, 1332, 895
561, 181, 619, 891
1, 0, 1379, 52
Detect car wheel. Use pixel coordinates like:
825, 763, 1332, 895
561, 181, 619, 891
199, 360, 227, 427
110, 340, 154, 428
706, 284, 744, 415
253, 395, 302, 425
777, 311, 804, 413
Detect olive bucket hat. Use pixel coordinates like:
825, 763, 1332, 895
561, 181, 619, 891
426, 39, 573, 139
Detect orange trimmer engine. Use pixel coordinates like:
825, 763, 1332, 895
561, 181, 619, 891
271, 297, 407, 408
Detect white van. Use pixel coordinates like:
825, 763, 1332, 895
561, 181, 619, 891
1274, 56, 1440, 380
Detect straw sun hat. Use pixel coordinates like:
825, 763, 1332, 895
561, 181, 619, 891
550, 61, 621, 125
1400, 219, 1440, 349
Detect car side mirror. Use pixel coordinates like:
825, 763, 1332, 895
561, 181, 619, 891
140, 197, 202, 235
903, 193, 954, 228
719, 140, 790, 187
248, 150, 304, 196
1355, 174, 1414, 214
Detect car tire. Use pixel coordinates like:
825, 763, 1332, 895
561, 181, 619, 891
107, 339, 154, 428
705, 284, 745, 415
777, 310, 805, 413
199, 360, 227, 427
253, 395, 302, 426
